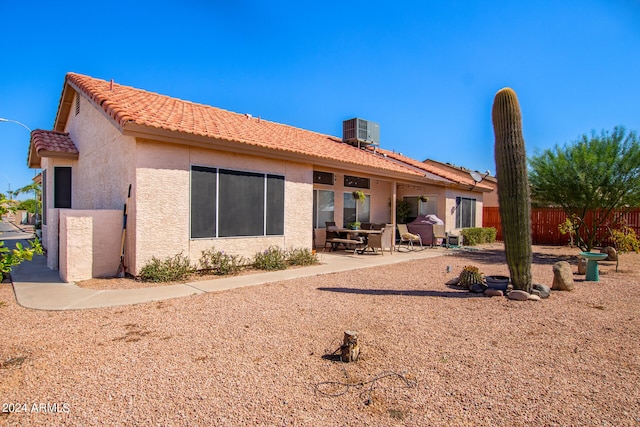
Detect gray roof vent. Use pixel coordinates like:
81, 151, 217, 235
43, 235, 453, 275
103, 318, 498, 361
342, 118, 380, 148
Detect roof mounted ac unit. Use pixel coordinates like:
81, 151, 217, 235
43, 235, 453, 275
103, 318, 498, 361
342, 118, 380, 147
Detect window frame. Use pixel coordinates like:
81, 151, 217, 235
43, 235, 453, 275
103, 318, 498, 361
455, 196, 477, 228
313, 189, 335, 228
190, 165, 285, 239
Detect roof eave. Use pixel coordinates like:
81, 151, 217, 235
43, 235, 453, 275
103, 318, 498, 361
124, 123, 447, 184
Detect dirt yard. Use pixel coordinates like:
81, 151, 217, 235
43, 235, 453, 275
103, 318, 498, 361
1, 244, 639, 426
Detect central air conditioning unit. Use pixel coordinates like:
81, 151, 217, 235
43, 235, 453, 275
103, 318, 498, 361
342, 118, 380, 148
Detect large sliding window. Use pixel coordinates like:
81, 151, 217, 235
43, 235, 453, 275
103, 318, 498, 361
313, 190, 334, 228
343, 192, 370, 227
403, 195, 438, 221
191, 166, 285, 238
455, 196, 476, 228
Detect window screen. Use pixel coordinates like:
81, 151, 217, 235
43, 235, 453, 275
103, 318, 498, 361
191, 166, 285, 238
266, 174, 285, 235
344, 175, 370, 189
313, 171, 334, 185
191, 166, 217, 238
218, 169, 265, 237
54, 167, 72, 208
42, 169, 47, 225
455, 197, 476, 228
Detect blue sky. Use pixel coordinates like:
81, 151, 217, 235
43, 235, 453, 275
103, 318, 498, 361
1, 1, 639, 199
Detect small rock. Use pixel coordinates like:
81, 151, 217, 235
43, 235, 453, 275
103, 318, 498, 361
528, 294, 541, 301
508, 290, 530, 301
446, 277, 460, 286
601, 246, 618, 261
532, 283, 551, 299
470, 283, 487, 293
552, 261, 574, 291
484, 288, 503, 297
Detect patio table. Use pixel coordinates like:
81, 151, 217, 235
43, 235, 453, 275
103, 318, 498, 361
338, 229, 383, 254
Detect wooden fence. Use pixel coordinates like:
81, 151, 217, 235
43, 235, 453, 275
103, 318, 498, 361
483, 207, 640, 246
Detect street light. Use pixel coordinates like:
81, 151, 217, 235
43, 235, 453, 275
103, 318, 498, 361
0, 117, 32, 132
0, 117, 36, 220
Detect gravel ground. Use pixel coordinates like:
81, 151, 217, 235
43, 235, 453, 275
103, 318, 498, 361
1, 244, 639, 426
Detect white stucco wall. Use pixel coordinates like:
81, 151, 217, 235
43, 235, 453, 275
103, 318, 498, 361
131, 141, 313, 274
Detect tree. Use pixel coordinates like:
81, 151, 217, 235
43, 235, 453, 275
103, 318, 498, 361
529, 126, 640, 251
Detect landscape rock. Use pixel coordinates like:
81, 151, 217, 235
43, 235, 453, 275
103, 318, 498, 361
532, 283, 551, 299
528, 294, 541, 301
601, 246, 618, 261
446, 277, 460, 286
508, 290, 530, 301
552, 261, 575, 291
470, 283, 487, 293
484, 288, 504, 297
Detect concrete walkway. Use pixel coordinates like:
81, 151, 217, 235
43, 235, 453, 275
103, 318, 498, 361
4, 222, 450, 311
11, 249, 449, 311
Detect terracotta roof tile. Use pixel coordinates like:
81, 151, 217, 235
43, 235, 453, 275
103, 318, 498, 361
31, 129, 78, 156
376, 148, 493, 191
62, 73, 482, 188
64, 73, 424, 177
28, 129, 79, 168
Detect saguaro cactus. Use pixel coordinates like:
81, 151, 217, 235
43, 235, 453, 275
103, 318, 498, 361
492, 88, 532, 292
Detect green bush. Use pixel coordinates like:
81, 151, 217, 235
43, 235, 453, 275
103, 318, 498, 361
139, 253, 194, 282
460, 227, 497, 246
1, 238, 43, 281
286, 247, 319, 266
198, 248, 246, 276
253, 246, 288, 271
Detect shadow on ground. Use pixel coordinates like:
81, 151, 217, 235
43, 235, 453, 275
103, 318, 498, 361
316, 287, 483, 298
450, 246, 575, 266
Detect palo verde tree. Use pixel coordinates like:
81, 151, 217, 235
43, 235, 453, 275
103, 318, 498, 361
529, 126, 640, 251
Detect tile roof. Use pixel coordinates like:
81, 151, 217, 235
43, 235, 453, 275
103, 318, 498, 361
28, 130, 79, 167
64, 73, 424, 178
60, 73, 483, 189
377, 148, 494, 191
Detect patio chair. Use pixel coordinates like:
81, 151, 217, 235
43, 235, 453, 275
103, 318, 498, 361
324, 221, 341, 252
366, 224, 393, 255
397, 223, 423, 250
432, 224, 446, 247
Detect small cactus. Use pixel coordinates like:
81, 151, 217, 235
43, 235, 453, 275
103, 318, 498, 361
458, 265, 485, 289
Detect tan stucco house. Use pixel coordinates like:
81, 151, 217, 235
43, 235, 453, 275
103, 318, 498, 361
28, 73, 492, 281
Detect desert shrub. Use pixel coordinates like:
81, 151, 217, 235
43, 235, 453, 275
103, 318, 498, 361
460, 227, 497, 246
1, 238, 43, 281
253, 246, 288, 271
139, 253, 194, 282
198, 248, 246, 276
286, 247, 319, 266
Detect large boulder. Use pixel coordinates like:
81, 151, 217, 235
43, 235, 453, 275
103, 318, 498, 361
552, 261, 574, 291
601, 246, 618, 261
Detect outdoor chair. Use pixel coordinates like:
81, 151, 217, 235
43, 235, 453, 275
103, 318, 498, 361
365, 224, 393, 255
432, 224, 446, 247
397, 223, 423, 250
324, 221, 341, 251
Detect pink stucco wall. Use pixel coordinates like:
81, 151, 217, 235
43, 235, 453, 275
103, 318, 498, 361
58, 209, 122, 282
131, 141, 313, 274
